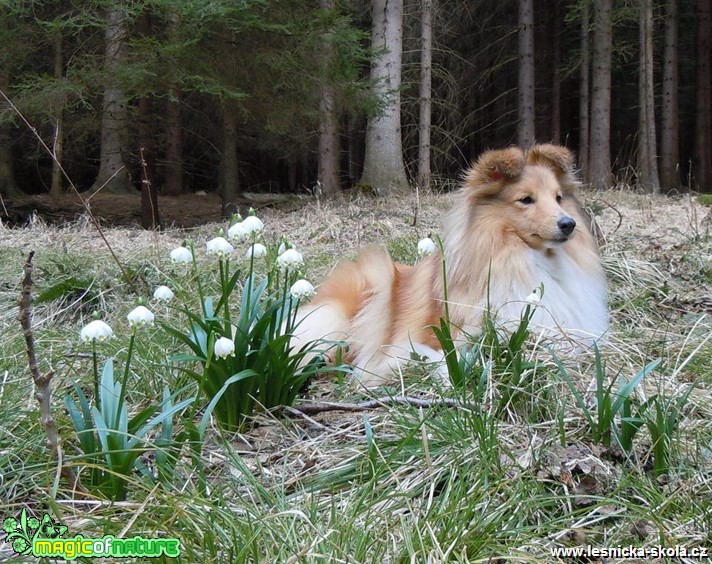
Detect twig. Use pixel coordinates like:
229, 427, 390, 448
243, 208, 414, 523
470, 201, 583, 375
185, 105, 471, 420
292, 395, 467, 415
19, 251, 86, 495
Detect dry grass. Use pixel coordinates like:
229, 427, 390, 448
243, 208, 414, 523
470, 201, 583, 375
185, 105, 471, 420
1, 188, 711, 562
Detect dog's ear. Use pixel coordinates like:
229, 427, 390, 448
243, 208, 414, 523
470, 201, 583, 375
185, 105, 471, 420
526, 144, 575, 175
465, 147, 525, 192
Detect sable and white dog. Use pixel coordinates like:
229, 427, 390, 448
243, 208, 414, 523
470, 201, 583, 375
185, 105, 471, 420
295, 144, 608, 386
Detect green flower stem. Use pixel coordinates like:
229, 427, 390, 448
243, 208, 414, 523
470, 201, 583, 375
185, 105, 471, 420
92, 340, 99, 404
115, 332, 135, 428
219, 258, 232, 332
189, 244, 207, 318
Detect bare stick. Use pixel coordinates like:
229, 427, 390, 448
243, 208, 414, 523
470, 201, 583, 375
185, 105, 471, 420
292, 396, 467, 415
19, 251, 85, 494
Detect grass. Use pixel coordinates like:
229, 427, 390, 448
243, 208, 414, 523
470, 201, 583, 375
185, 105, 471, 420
1, 191, 711, 562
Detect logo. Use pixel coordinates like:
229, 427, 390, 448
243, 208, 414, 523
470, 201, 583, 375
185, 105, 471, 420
3, 509, 181, 560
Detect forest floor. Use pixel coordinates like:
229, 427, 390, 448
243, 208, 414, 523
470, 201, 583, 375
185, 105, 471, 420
1, 188, 711, 562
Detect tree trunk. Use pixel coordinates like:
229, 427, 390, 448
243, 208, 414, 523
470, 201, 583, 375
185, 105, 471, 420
637, 0, 660, 193
694, 0, 711, 193
660, 0, 679, 192
417, 0, 433, 191
137, 10, 161, 229
221, 107, 240, 217
163, 10, 185, 196
360, 0, 408, 196
317, 0, 341, 198
164, 92, 184, 195
517, 0, 535, 148
579, 1, 591, 179
50, 30, 64, 198
550, 0, 561, 145
589, 0, 613, 191
91, 5, 133, 194
0, 72, 20, 198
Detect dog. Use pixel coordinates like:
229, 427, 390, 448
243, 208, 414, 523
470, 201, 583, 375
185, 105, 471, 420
294, 144, 608, 386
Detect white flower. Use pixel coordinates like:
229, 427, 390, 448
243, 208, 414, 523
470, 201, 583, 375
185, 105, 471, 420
153, 285, 175, 302
80, 319, 114, 342
206, 236, 234, 259
417, 237, 437, 256
169, 246, 192, 264
276, 248, 303, 270
127, 305, 155, 327
242, 215, 264, 235
525, 287, 542, 304
227, 222, 249, 242
290, 279, 315, 299
245, 243, 267, 259
214, 336, 235, 359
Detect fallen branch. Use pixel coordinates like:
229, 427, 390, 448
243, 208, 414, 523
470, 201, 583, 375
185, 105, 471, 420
292, 396, 467, 415
19, 251, 85, 495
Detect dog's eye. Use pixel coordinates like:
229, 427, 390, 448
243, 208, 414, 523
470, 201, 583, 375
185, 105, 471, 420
556, 194, 563, 203
519, 196, 534, 205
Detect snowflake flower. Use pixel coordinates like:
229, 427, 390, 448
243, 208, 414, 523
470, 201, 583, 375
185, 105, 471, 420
169, 246, 192, 264
206, 236, 234, 259
227, 222, 249, 242
276, 248, 303, 270
242, 215, 264, 235
245, 243, 267, 259
80, 320, 114, 342
127, 305, 155, 327
525, 286, 542, 304
417, 237, 437, 256
290, 279, 315, 299
153, 285, 175, 302
214, 337, 235, 359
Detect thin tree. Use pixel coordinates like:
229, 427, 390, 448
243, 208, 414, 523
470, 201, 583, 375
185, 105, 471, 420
163, 10, 185, 196
220, 104, 240, 217
637, 0, 660, 193
360, 0, 408, 196
91, 4, 133, 194
589, 0, 613, 190
0, 71, 20, 198
317, 0, 341, 198
137, 9, 161, 229
694, 0, 711, 193
517, 0, 535, 148
660, 0, 679, 192
417, 0, 433, 191
50, 28, 64, 198
579, 0, 591, 178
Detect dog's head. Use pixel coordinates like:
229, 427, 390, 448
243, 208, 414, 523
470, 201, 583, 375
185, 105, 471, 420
463, 144, 582, 249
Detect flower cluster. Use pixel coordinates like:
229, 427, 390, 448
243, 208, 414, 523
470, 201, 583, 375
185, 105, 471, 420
81, 210, 317, 370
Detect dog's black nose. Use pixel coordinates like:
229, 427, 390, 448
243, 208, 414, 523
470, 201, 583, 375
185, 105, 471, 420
557, 216, 576, 235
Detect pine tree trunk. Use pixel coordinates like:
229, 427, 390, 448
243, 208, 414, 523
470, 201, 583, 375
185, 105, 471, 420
317, 0, 341, 198
660, 0, 679, 192
694, 0, 711, 193
360, 0, 409, 196
417, 0, 433, 191
221, 107, 240, 218
0, 69, 19, 197
163, 10, 185, 196
137, 10, 161, 229
579, 1, 591, 179
50, 30, 64, 198
517, 0, 535, 148
589, 0, 613, 191
550, 0, 561, 145
92, 5, 133, 194
637, 0, 660, 193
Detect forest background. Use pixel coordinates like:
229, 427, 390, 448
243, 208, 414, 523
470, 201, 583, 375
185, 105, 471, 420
0, 0, 710, 228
